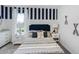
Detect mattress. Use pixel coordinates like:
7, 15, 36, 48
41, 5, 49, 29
14, 43, 64, 54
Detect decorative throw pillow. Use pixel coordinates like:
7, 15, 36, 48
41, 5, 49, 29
44, 31, 48, 37
47, 31, 51, 37
41, 31, 44, 38
37, 31, 44, 39
32, 32, 37, 38
37, 32, 41, 38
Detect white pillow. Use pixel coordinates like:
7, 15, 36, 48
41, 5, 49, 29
47, 32, 51, 37
41, 31, 44, 38
37, 31, 44, 39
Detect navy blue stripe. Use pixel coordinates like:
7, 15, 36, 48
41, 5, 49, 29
9, 7, 12, 19
30, 8, 33, 19
49, 9, 51, 20
53, 9, 55, 20
1, 5, 4, 19
42, 8, 44, 19
38, 8, 40, 20
46, 8, 48, 20
5, 7, 8, 19
34, 8, 37, 19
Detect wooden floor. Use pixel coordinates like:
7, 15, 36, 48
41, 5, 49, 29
57, 42, 71, 54
0, 42, 70, 54
0, 42, 20, 54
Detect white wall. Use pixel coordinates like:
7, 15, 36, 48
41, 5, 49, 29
12, 5, 60, 37
59, 6, 79, 54
0, 6, 13, 31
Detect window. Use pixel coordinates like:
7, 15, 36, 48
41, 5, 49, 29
16, 13, 25, 35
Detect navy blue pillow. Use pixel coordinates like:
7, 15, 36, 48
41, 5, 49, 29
44, 31, 48, 37
32, 32, 37, 38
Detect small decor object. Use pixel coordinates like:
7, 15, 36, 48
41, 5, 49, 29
65, 16, 68, 25
73, 23, 79, 36
52, 24, 59, 34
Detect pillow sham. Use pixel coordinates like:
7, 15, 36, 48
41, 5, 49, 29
44, 31, 48, 37
37, 31, 44, 38
32, 32, 37, 38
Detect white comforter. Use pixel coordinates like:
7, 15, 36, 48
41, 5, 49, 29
14, 43, 64, 54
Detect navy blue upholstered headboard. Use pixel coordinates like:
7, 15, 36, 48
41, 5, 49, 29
29, 24, 50, 31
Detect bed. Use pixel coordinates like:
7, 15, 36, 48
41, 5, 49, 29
14, 37, 64, 54
14, 24, 64, 54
